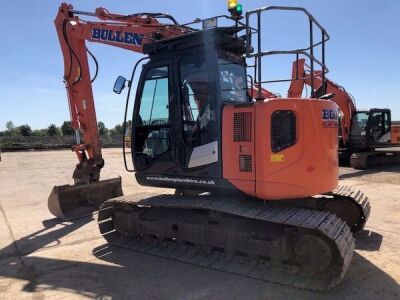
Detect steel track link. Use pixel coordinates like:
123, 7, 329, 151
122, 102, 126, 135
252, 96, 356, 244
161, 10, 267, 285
98, 193, 355, 291
328, 185, 371, 232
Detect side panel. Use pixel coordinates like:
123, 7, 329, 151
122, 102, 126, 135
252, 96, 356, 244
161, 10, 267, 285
223, 99, 339, 200
391, 125, 400, 144
222, 103, 256, 195
255, 99, 339, 199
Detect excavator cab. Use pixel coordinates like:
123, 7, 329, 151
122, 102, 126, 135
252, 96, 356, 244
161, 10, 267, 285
118, 18, 340, 199
368, 109, 392, 145
348, 108, 400, 169
349, 109, 392, 150
128, 28, 247, 191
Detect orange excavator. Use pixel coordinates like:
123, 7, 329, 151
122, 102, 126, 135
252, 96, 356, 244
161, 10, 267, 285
288, 58, 400, 169
49, 1, 371, 290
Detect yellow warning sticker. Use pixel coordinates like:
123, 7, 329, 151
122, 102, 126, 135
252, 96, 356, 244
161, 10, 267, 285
271, 154, 285, 162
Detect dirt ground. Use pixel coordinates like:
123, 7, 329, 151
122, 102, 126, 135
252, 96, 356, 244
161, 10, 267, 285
0, 149, 399, 299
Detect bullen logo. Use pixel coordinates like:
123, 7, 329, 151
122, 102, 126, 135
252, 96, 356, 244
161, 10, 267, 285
322, 109, 338, 128
91, 28, 144, 46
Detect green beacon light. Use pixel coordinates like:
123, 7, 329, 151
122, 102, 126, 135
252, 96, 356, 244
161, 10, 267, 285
236, 3, 243, 16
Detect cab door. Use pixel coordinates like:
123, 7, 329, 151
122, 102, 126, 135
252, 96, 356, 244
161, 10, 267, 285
176, 54, 218, 169
368, 109, 391, 145
132, 64, 172, 171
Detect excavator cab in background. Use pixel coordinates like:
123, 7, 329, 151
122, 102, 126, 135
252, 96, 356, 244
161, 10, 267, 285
49, 2, 372, 290
350, 109, 392, 148
348, 109, 400, 168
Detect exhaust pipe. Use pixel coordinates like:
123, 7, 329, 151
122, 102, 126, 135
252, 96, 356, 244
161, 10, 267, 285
48, 177, 123, 220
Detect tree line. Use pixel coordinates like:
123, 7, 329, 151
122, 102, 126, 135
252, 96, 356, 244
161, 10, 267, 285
0, 121, 127, 137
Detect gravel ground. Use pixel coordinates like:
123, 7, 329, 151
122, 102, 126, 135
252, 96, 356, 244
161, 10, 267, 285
0, 149, 399, 299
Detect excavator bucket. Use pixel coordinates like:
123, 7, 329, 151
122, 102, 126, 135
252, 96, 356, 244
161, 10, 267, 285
48, 177, 123, 220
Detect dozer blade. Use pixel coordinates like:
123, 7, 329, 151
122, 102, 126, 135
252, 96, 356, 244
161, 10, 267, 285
48, 177, 123, 220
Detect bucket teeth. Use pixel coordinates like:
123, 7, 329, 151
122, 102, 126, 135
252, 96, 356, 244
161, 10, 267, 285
48, 177, 123, 220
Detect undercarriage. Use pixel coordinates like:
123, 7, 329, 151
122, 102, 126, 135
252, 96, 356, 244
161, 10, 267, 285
98, 186, 369, 291
350, 151, 400, 170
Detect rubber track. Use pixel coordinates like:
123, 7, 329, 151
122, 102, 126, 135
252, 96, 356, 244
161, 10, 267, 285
98, 194, 355, 291
330, 185, 371, 232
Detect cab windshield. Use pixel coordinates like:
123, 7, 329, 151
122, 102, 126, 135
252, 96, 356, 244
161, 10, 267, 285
218, 59, 248, 103
351, 112, 369, 136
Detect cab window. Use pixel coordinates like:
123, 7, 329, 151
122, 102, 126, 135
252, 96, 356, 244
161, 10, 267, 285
136, 66, 170, 159
180, 55, 211, 147
351, 112, 368, 136
139, 67, 169, 125
219, 59, 248, 103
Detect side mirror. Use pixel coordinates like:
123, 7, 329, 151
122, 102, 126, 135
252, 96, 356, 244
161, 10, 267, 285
113, 76, 127, 94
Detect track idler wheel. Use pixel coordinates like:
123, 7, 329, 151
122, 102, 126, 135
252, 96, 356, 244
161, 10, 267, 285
294, 234, 333, 273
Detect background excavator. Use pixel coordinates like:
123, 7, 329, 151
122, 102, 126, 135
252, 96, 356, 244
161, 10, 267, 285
49, 1, 372, 290
288, 58, 400, 169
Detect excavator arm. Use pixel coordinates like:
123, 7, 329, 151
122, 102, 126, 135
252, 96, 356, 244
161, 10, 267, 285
49, 3, 192, 220
288, 58, 356, 146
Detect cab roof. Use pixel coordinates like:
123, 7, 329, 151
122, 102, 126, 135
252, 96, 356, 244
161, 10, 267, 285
143, 27, 246, 56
